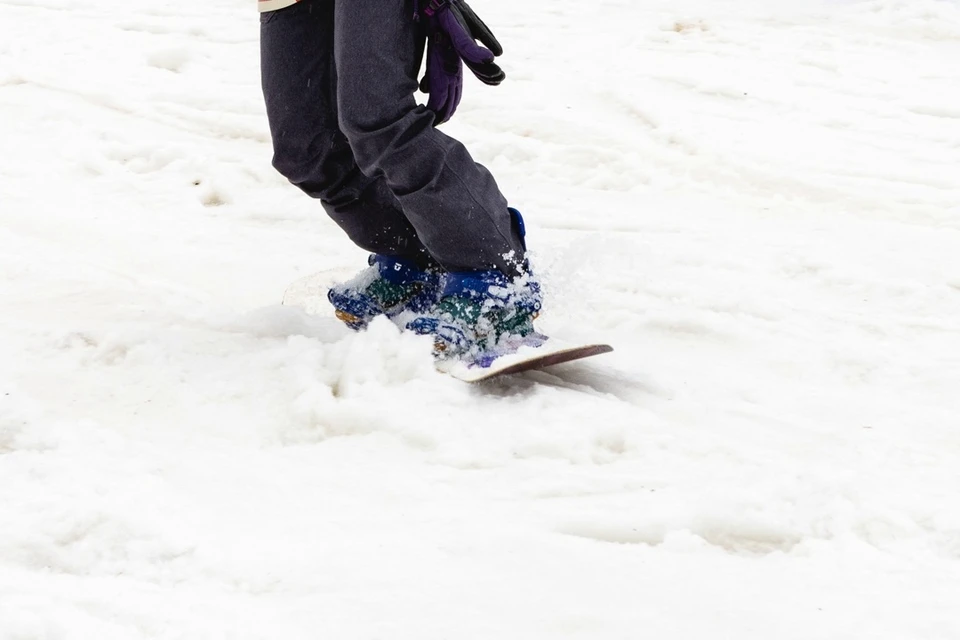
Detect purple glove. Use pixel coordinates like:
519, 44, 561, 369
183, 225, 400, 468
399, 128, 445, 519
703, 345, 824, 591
416, 0, 505, 124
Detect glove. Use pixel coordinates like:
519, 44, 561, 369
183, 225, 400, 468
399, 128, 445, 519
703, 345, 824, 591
419, 25, 463, 125
417, 0, 505, 124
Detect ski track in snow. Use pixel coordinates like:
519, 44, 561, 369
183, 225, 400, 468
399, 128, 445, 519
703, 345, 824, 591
2, 0, 960, 638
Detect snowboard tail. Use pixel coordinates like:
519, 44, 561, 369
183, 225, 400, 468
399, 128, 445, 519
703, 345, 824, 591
439, 335, 613, 382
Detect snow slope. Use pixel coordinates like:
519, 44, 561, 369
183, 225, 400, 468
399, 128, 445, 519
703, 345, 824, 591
2, 0, 960, 637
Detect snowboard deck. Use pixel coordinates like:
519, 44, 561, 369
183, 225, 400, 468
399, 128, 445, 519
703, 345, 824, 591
438, 336, 613, 382
282, 268, 357, 315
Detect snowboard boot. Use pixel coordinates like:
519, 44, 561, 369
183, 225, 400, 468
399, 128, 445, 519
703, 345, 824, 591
406, 268, 542, 357
328, 254, 441, 330
405, 207, 541, 357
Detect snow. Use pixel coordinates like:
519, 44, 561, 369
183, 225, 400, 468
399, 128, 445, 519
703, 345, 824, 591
2, 0, 960, 637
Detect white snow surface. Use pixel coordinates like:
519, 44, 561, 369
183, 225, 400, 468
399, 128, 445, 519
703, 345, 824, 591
2, 0, 960, 637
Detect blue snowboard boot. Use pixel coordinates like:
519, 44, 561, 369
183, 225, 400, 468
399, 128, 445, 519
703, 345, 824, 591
406, 268, 543, 357
405, 208, 542, 357
328, 255, 441, 330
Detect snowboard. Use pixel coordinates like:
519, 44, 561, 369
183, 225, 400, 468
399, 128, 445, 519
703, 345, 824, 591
438, 335, 613, 382
283, 270, 613, 381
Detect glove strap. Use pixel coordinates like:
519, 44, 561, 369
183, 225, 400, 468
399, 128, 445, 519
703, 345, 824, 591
424, 0, 450, 17
414, 0, 452, 20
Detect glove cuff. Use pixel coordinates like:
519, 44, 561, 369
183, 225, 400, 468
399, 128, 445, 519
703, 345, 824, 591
415, 0, 452, 20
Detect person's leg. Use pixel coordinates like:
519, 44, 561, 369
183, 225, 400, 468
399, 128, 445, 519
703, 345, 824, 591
332, 0, 526, 276
260, 0, 432, 265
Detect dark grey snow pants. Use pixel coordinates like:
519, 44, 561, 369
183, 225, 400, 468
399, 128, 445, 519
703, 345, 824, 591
260, 0, 526, 274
